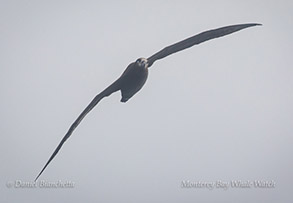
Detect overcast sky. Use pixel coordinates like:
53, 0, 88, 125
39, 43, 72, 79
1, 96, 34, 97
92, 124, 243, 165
1, 0, 292, 202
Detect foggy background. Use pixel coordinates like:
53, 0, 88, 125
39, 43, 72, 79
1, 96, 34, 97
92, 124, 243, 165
1, 0, 292, 202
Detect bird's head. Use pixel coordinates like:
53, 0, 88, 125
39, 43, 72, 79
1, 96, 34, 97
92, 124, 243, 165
136, 58, 148, 69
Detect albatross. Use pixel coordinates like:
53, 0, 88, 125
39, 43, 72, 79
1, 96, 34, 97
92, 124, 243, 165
35, 23, 261, 181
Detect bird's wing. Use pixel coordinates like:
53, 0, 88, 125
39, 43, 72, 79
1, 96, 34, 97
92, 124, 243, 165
35, 78, 122, 181
147, 23, 261, 67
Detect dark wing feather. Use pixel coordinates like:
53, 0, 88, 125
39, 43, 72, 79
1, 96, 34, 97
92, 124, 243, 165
35, 78, 122, 181
147, 23, 261, 67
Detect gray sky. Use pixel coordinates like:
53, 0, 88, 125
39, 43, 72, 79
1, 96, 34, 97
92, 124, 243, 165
1, 0, 292, 202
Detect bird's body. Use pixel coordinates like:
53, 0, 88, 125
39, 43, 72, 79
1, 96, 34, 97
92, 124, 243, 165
35, 23, 261, 181
120, 58, 149, 102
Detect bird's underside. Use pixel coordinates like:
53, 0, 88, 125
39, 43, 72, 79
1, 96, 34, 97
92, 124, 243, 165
35, 23, 261, 181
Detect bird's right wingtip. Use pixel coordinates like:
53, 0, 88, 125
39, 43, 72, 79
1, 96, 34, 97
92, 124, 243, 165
34, 171, 42, 182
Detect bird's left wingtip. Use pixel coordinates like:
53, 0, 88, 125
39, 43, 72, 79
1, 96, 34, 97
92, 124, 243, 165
251, 23, 262, 26
244, 23, 262, 27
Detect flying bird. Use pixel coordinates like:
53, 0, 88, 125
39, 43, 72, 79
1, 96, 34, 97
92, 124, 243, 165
35, 23, 261, 181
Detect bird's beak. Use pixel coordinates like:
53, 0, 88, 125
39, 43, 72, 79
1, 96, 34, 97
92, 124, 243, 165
140, 61, 148, 68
